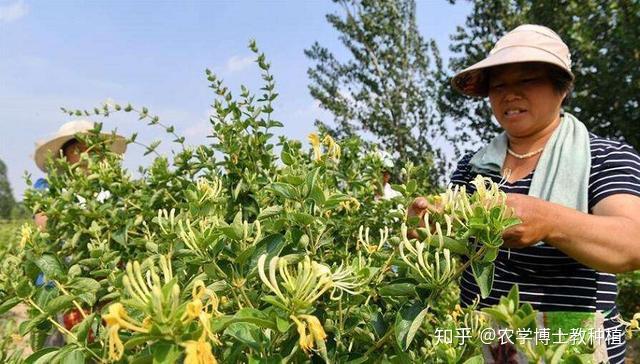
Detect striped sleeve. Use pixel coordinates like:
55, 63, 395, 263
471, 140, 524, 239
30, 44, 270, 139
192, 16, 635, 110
588, 136, 640, 209
449, 153, 475, 187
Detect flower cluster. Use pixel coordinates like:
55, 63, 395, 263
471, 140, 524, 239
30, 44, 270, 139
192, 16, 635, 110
308, 132, 341, 162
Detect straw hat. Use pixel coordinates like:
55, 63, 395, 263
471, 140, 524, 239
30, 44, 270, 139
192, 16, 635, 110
34, 119, 127, 172
451, 24, 574, 97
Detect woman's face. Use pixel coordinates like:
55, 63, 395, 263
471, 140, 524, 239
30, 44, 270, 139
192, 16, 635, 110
488, 63, 565, 138
62, 140, 88, 164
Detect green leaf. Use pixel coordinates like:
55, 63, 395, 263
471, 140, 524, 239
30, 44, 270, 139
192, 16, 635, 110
44, 295, 75, 316
69, 277, 100, 305
550, 343, 568, 364
233, 180, 243, 200
324, 193, 351, 208
406, 180, 417, 195
482, 246, 499, 262
247, 234, 285, 273
24, 347, 58, 364
426, 236, 468, 255
260, 295, 288, 311
378, 283, 416, 297
258, 206, 282, 220
0, 297, 22, 315
309, 185, 326, 205
471, 261, 495, 299
224, 322, 264, 351
275, 315, 290, 333
507, 284, 519, 308
16, 278, 34, 299
124, 334, 155, 349
370, 311, 387, 339
265, 182, 298, 200
502, 217, 521, 229
211, 308, 279, 333
69, 277, 100, 292
290, 212, 314, 226
34, 254, 64, 281
56, 349, 85, 364
249, 355, 284, 364
280, 175, 304, 186
395, 302, 429, 350
481, 307, 509, 323
281, 151, 295, 165
463, 355, 485, 364
305, 168, 320, 191
19, 312, 49, 336
220, 226, 242, 241
152, 341, 181, 364
72, 313, 95, 343
234, 308, 277, 330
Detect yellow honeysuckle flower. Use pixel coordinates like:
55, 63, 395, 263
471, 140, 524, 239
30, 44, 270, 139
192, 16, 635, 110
291, 315, 314, 354
308, 133, 322, 161
180, 280, 220, 343
103, 303, 149, 334
299, 314, 328, 342
196, 177, 223, 202
451, 304, 463, 321
186, 299, 204, 320
106, 324, 124, 361
142, 316, 153, 329
343, 197, 360, 211
322, 135, 341, 161
182, 336, 218, 364
290, 314, 329, 358
19, 224, 33, 248
183, 280, 206, 321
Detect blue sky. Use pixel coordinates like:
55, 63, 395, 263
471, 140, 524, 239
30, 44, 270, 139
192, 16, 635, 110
0, 0, 472, 199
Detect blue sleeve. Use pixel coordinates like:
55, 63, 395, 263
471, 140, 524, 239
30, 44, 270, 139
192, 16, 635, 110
33, 177, 49, 192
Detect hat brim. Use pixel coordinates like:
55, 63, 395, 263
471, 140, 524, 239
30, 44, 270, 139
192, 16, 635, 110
34, 133, 127, 172
451, 46, 574, 97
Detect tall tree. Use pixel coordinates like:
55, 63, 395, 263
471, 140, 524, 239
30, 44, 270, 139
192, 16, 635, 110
0, 159, 15, 219
306, 0, 456, 177
442, 0, 640, 152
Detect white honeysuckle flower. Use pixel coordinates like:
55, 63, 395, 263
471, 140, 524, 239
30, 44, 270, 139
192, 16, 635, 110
96, 189, 112, 203
196, 177, 223, 202
399, 224, 456, 289
76, 194, 87, 208
382, 183, 402, 200
258, 254, 362, 311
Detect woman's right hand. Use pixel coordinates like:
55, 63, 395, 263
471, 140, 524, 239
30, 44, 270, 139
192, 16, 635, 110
34, 212, 48, 231
407, 196, 444, 239
407, 197, 430, 239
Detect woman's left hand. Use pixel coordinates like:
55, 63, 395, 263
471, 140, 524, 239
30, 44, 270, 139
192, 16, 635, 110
502, 193, 554, 248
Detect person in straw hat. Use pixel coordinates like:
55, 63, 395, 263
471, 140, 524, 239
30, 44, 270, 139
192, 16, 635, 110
32, 119, 127, 346
34, 119, 127, 174
409, 24, 640, 362
33, 118, 127, 230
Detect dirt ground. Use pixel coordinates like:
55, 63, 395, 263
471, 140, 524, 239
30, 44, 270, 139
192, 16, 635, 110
1, 304, 33, 358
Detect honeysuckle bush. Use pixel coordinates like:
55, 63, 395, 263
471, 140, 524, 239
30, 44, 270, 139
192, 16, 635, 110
0, 42, 624, 364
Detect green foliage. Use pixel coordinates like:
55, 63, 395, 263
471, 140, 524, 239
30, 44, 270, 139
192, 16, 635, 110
306, 0, 458, 182
0, 41, 600, 363
443, 0, 640, 151
0, 160, 16, 219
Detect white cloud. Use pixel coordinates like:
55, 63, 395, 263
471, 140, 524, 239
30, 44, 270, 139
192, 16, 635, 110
225, 55, 254, 74
0, 0, 29, 23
